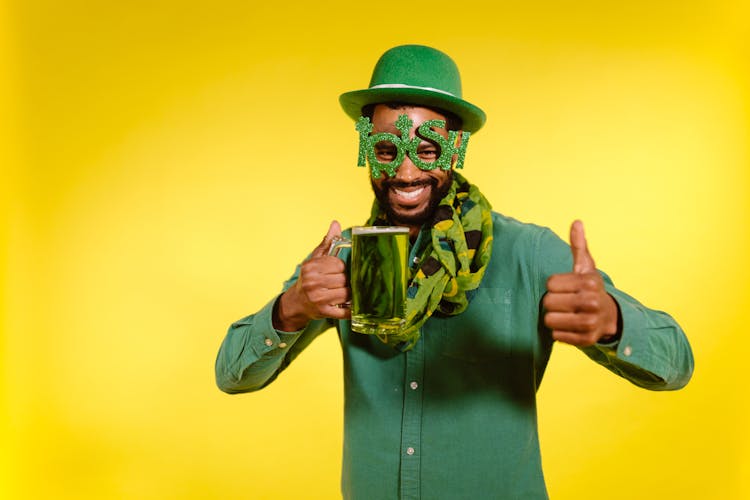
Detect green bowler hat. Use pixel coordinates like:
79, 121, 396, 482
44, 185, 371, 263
339, 45, 486, 133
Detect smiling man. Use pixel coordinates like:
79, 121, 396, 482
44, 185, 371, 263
368, 105, 456, 235
215, 45, 694, 499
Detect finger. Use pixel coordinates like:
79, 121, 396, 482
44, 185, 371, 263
319, 303, 352, 320
301, 273, 348, 293
550, 330, 598, 347
300, 270, 349, 296
546, 272, 602, 293
309, 287, 351, 307
311, 220, 343, 258
302, 255, 347, 277
544, 311, 598, 333
570, 220, 596, 274
542, 291, 602, 313
317, 288, 353, 315
320, 269, 348, 287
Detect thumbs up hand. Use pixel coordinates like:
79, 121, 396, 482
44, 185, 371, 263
272, 221, 351, 332
569, 219, 596, 274
543, 221, 620, 347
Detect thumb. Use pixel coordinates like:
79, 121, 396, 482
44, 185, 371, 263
570, 220, 596, 273
312, 220, 342, 257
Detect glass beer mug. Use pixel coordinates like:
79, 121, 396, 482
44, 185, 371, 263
329, 226, 409, 338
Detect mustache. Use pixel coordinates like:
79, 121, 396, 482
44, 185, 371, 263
381, 178, 438, 190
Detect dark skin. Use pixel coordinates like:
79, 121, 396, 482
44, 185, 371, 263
367, 106, 454, 241
274, 106, 449, 331
273, 105, 620, 344
544, 220, 620, 345
273, 220, 350, 332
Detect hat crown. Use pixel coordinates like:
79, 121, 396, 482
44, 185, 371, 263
368, 45, 463, 98
339, 44, 485, 132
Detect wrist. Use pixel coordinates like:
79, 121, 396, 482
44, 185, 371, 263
272, 287, 311, 332
598, 294, 623, 344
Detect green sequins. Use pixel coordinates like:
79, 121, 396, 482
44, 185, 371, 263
356, 115, 471, 178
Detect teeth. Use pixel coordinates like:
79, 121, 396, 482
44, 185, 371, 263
393, 187, 425, 200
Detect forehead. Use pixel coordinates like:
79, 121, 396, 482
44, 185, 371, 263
370, 104, 448, 130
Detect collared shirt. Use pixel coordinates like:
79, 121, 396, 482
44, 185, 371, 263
215, 212, 694, 499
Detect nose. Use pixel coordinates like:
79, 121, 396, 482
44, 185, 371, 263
393, 155, 421, 183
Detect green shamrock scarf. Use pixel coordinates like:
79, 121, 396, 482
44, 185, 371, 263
366, 172, 493, 351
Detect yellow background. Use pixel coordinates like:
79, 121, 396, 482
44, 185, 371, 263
3, 1, 749, 498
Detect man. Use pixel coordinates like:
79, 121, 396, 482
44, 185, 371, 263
215, 45, 693, 499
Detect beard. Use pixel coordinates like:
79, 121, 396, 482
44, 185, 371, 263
370, 170, 453, 227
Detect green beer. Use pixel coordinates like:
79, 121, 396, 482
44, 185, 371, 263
350, 226, 409, 337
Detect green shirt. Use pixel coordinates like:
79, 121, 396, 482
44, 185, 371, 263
215, 212, 694, 499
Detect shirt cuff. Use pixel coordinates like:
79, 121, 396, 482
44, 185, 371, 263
232, 295, 306, 356
601, 283, 665, 377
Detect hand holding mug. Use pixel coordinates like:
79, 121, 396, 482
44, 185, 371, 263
330, 226, 409, 338
272, 221, 351, 332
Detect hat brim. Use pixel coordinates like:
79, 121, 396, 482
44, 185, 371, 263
339, 86, 486, 133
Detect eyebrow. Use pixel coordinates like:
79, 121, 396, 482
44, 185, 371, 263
371, 124, 401, 135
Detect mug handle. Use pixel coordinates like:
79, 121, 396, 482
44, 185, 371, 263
328, 236, 352, 310
328, 235, 351, 257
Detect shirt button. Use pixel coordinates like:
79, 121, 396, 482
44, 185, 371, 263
409, 381, 419, 390
278, 342, 288, 349
623, 345, 632, 356
406, 447, 415, 456
264, 338, 273, 347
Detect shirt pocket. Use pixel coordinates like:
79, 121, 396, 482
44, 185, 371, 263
432, 287, 514, 363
